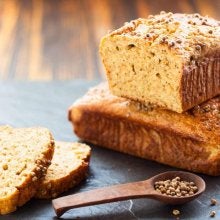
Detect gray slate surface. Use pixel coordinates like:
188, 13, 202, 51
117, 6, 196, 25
0, 80, 219, 220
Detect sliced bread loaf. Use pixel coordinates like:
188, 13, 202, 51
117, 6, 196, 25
100, 12, 220, 113
0, 126, 54, 215
35, 141, 91, 199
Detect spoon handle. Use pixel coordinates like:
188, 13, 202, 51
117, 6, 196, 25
52, 180, 153, 217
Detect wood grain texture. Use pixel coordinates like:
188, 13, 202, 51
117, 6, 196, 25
0, 0, 219, 80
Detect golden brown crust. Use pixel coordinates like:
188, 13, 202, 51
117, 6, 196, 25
69, 83, 220, 176
35, 141, 91, 199
0, 127, 54, 215
181, 51, 220, 111
110, 12, 220, 62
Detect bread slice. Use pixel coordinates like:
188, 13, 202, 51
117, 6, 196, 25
35, 141, 91, 199
100, 12, 220, 113
69, 83, 220, 176
0, 126, 54, 215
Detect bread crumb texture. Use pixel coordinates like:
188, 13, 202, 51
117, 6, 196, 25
0, 126, 54, 214
35, 141, 91, 199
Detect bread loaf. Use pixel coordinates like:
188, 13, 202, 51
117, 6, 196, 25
35, 141, 91, 199
0, 126, 54, 214
100, 12, 220, 113
69, 83, 220, 176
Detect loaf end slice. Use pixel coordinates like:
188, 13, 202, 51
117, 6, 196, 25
35, 141, 91, 199
0, 126, 54, 214
69, 83, 220, 176
100, 12, 220, 113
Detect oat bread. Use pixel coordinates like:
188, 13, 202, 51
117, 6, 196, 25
35, 141, 91, 199
100, 12, 220, 113
0, 126, 54, 215
69, 83, 220, 176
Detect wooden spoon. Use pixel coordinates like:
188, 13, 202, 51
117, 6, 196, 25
52, 171, 206, 217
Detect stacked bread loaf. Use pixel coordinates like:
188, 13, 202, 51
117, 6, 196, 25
69, 12, 220, 175
0, 126, 91, 214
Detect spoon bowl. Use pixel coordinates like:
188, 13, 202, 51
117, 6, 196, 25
52, 171, 206, 217
148, 171, 206, 205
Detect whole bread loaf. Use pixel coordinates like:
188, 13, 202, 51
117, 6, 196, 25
69, 83, 220, 176
35, 141, 91, 199
0, 126, 54, 215
100, 12, 220, 113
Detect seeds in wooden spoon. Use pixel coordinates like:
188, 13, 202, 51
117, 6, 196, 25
154, 176, 198, 197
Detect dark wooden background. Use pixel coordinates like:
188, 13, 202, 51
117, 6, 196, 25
0, 0, 219, 80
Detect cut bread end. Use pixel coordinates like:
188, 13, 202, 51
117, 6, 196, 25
35, 141, 91, 199
0, 126, 54, 215
100, 35, 183, 113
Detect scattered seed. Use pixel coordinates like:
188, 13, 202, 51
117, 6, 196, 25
211, 198, 217, 206
210, 211, 216, 217
173, 209, 180, 216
